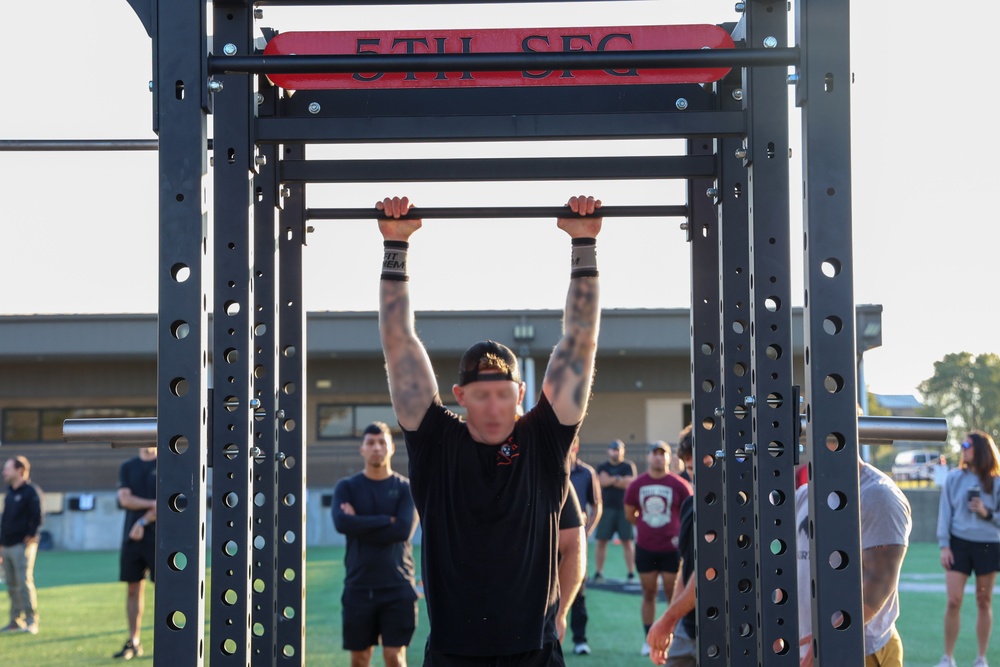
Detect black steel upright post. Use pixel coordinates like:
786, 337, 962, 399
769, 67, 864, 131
153, 0, 210, 665
716, 63, 759, 665
251, 81, 282, 666
743, 0, 799, 663
276, 144, 308, 665
794, 0, 865, 661
210, 2, 258, 664
686, 136, 726, 664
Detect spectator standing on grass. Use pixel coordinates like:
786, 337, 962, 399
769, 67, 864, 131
625, 442, 691, 657
0, 456, 42, 635
566, 437, 602, 655
333, 421, 419, 667
645, 425, 697, 667
113, 446, 157, 660
934, 454, 951, 488
935, 430, 1000, 667
593, 440, 637, 584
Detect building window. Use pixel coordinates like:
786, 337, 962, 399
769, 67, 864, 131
316, 404, 401, 440
2, 407, 156, 444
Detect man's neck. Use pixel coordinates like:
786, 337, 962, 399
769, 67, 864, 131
9, 478, 25, 490
364, 465, 392, 481
648, 470, 667, 480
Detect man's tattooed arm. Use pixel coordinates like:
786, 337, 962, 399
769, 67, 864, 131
543, 275, 600, 426
380, 279, 437, 430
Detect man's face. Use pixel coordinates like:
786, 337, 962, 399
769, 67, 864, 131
608, 446, 623, 463
360, 432, 393, 468
648, 449, 667, 473
2, 460, 18, 484
681, 455, 693, 477
453, 377, 524, 445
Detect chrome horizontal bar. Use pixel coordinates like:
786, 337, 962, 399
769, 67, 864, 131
0, 139, 158, 151
63, 418, 157, 447
801, 414, 949, 444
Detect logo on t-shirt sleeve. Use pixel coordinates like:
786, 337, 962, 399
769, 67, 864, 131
497, 437, 520, 466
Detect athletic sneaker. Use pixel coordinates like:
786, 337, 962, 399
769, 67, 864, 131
114, 639, 144, 660
573, 642, 591, 655
933, 656, 956, 667
0, 622, 24, 633
640, 641, 651, 656
591, 572, 605, 584
973, 657, 989, 667
24, 623, 38, 635
626, 572, 637, 582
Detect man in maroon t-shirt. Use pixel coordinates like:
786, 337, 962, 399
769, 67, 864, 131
625, 442, 693, 656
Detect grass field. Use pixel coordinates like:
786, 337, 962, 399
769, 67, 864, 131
0, 542, 996, 665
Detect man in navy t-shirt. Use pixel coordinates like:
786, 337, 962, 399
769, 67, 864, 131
375, 194, 603, 666
333, 421, 419, 667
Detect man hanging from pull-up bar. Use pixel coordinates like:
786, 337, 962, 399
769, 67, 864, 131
376, 195, 602, 667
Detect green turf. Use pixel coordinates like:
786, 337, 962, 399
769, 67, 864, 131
0, 543, 996, 665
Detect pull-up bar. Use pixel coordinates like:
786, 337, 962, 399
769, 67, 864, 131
0, 139, 158, 151
211, 48, 799, 76
307, 204, 686, 220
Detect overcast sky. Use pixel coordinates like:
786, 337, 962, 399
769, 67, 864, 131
1, 1, 996, 398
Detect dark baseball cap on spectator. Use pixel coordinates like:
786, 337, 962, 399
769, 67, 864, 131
458, 340, 521, 386
608, 440, 624, 450
648, 441, 670, 454
677, 425, 693, 460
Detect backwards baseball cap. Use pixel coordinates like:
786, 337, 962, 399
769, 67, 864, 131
608, 439, 624, 450
458, 340, 521, 386
648, 441, 670, 454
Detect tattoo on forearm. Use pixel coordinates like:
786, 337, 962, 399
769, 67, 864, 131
547, 278, 599, 408
380, 280, 435, 422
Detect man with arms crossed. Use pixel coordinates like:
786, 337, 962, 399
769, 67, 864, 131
376, 194, 602, 666
593, 440, 637, 583
333, 421, 419, 667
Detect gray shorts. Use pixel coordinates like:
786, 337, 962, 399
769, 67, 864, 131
595, 506, 633, 542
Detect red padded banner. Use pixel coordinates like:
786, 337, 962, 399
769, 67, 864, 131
263, 25, 734, 90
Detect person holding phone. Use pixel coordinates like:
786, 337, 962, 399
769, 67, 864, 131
935, 430, 1000, 667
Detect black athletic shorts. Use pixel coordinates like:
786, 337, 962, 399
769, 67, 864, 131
949, 535, 1000, 576
120, 536, 156, 583
635, 545, 681, 574
342, 588, 417, 651
423, 640, 565, 667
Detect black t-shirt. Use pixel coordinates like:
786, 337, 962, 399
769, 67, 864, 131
560, 485, 584, 531
1, 482, 43, 547
332, 471, 418, 598
595, 459, 636, 509
677, 495, 696, 638
118, 456, 156, 543
403, 392, 578, 656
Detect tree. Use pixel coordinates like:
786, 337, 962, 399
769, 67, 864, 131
918, 352, 1000, 442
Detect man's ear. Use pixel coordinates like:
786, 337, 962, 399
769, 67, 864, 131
518, 382, 527, 405
453, 384, 466, 407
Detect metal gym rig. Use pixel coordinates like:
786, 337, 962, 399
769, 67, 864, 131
9, 0, 950, 664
